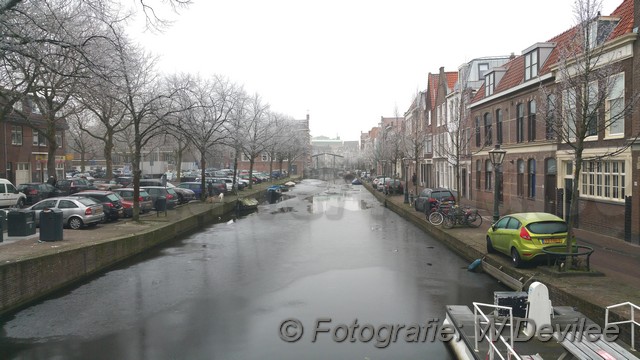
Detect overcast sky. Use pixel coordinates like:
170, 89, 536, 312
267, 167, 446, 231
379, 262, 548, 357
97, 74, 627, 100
131, 0, 621, 141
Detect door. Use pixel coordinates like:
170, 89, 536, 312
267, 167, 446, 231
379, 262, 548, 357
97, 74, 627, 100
544, 159, 557, 214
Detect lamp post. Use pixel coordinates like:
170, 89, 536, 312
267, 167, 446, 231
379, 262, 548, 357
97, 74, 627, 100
488, 144, 507, 223
403, 158, 409, 204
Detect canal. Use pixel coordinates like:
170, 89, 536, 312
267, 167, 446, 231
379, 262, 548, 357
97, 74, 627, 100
0, 179, 506, 359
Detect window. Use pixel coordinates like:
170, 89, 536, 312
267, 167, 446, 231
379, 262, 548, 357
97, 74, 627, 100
528, 159, 536, 198
545, 94, 556, 140
586, 81, 598, 137
32, 132, 46, 146
528, 100, 536, 141
517, 159, 525, 197
516, 103, 525, 143
581, 160, 625, 201
478, 63, 489, 79
495, 109, 503, 144
29, 99, 40, 114
563, 89, 577, 140
484, 112, 492, 146
11, 126, 22, 145
476, 160, 481, 189
485, 73, 495, 97
261, 153, 268, 162
475, 117, 481, 147
525, 51, 538, 80
607, 73, 624, 136
485, 160, 493, 190
55, 132, 63, 149
426, 137, 432, 154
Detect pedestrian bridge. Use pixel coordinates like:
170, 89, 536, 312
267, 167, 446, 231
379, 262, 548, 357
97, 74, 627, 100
310, 153, 343, 181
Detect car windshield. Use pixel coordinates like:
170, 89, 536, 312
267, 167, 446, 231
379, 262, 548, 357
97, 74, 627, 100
106, 194, 120, 201
527, 221, 568, 234
166, 188, 177, 195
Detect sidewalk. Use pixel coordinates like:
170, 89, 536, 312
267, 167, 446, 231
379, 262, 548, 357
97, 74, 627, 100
371, 181, 640, 343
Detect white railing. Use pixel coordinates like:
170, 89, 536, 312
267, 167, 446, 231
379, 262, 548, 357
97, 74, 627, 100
605, 301, 640, 351
473, 302, 522, 360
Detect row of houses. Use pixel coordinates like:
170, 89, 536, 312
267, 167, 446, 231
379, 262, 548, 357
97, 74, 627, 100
361, 0, 640, 243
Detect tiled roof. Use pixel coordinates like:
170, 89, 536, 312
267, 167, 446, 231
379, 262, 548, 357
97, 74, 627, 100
445, 72, 458, 91
494, 58, 523, 94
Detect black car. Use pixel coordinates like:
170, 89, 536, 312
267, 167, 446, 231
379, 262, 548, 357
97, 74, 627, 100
414, 187, 456, 214
56, 178, 96, 195
17, 182, 62, 205
70, 190, 124, 221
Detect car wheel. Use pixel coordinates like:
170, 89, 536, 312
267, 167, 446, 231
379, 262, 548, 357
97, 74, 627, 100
68, 217, 83, 230
511, 248, 522, 268
13, 198, 25, 209
486, 236, 496, 253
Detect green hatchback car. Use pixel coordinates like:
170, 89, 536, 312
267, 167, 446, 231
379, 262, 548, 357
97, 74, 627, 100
486, 212, 571, 267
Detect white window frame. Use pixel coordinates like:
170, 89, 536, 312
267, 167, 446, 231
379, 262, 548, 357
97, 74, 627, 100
585, 81, 598, 140
11, 125, 22, 145
606, 72, 624, 138
525, 50, 538, 81
580, 159, 625, 202
563, 89, 577, 141
485, 73, 495, 97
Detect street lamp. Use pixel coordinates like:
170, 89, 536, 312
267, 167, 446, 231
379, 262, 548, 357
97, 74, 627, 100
403, 158, 410, 204
488, 144, 507, 223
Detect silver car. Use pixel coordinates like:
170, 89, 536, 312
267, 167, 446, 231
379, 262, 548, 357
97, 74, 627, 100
26, 196, 105, 230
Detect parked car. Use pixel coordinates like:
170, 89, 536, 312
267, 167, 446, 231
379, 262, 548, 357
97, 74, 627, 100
375, 177, 391, 192
166, 183, 195, 204
141, 186, 178, 210
70, 190, 124, 222
178, 182, 205, 199
486, 212, 574, 268
414, 187, 456, 214
139, 178, 164, 187
26, 196, 105, 229
205, 178, 227, 195
0, 178, 26, 208
93, 179, 123, 191
113, 176, 134, 188
56, 178, 97, 195
383, 179, 404, 195
113, 188, 153, 216
17, 182, 62, 206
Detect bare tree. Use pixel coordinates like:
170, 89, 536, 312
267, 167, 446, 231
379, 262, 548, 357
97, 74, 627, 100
237, 93, 270, 189
66, 112, 101, 172
540, 0, 640, 264
170, 74, 240, 199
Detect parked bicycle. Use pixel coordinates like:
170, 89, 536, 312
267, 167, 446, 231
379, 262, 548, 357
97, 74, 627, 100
442, 205, 482, 229
427, 200, 454, 226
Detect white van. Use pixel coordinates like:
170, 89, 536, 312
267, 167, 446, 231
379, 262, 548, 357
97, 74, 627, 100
0, 178, 26, 208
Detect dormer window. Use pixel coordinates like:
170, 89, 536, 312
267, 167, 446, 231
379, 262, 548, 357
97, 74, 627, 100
478, 63, 489, 80
525, 50, 538, 81
485, 72, 495, 97
586, 17, 620, 50
12, 100, 22, 112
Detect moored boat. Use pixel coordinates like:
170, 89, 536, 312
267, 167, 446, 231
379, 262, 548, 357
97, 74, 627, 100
444, 282, 640, 359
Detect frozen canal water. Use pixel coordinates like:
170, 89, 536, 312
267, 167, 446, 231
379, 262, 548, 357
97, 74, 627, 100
0, 179, 506, 359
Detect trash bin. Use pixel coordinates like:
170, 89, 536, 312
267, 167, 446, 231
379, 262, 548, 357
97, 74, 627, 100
7, 209, 36, 237
39, 208, 64, 242
155, 196, 167, 216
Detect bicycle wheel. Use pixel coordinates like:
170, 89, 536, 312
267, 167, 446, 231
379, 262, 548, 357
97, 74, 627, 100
467, 212, 483, 228
443, 215, 454, 229
429, 212, 444, 226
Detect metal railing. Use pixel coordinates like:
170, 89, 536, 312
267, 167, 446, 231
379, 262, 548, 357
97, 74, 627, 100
605, 301, 639, 351
473, 302, 522, 360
